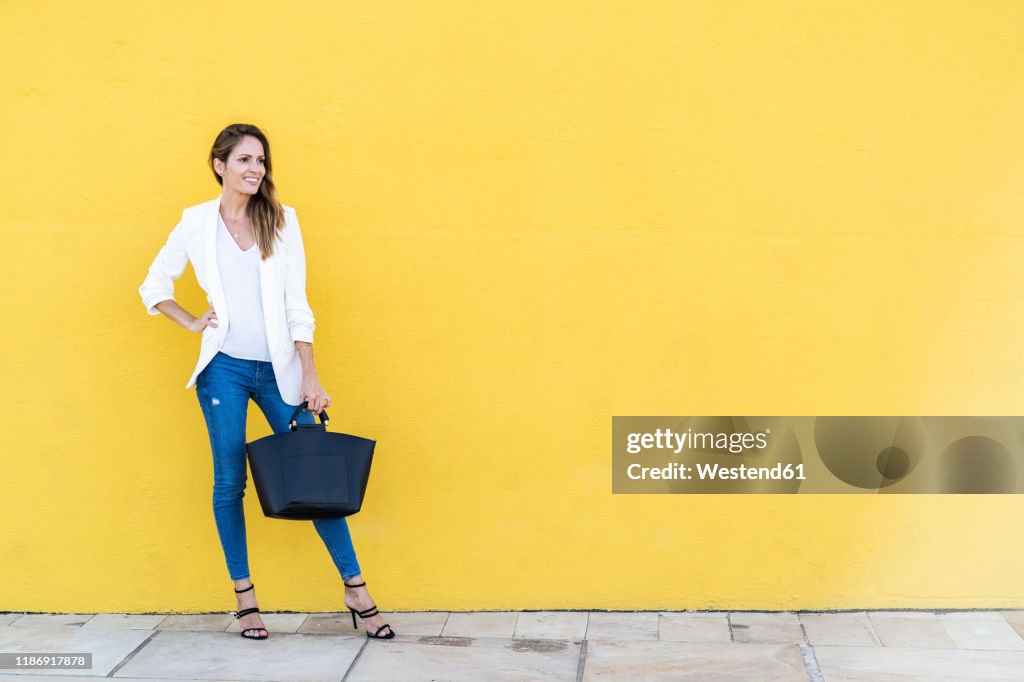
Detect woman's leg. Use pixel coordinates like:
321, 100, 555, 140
252, 363, 362, 581
196, 353, 258, 581
197, 353, 271, 638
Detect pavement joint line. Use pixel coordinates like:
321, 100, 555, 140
799, 643, 825, 682
340, 635, 370, 682
727, 612, 735, 643
574, 638, 588, 682
865, 615, 884, 646
105, 628, 160, 678
441, 609, 452, 637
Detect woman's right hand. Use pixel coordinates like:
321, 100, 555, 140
188, 308, 219, 333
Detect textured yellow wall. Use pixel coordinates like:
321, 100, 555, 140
3, 1, 1024, 613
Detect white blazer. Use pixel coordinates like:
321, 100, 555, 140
139, 196, 315, 405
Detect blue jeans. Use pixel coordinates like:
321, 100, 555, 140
196, 351, 362, 582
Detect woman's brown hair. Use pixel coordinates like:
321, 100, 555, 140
208, 123, 285, 260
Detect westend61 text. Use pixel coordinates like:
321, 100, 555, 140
627, 462, 806, 480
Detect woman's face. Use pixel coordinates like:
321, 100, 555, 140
215, 135, 265, 195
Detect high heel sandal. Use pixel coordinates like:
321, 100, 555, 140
343, 580, 395, 640
231, 583, 269, 640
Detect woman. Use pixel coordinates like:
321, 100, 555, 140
139, 123, 394, 641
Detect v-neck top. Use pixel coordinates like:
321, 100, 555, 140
216, 214, 271, 362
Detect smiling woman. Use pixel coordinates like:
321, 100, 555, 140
138, 122, 395, 642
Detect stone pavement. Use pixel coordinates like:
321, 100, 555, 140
3, 609, 1024, 680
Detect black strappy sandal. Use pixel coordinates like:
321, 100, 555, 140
343, 580, 396, 640
231, 583, 269, 640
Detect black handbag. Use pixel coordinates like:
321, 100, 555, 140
246, 402, 376, 520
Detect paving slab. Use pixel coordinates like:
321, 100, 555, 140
586, 612, 659, 641
514, 612, 588, 640
0, 678, 239, 681
81, 614, 167, 630
297, 612, 362, 635
937, 612, 1024, 651
582, 640, 807, 681
222, 612, 308, 634
799, 612, 881, 647
441, 612, 518, 638
355, 611, 449, 636
0, 614, 26, 626
347, 635, 581, 681
9, 615, 94, 628
815, 645, 1024, 681
657, 612, 731, 643
113, 630, 363, 681
0, 625, 153, 676
0, 671, 239, 675
157, 614, 235, 631
867, 612, 957, 649
1001, 611, 1024, 640
869, 611, 941, 619
729, 612, 805, 644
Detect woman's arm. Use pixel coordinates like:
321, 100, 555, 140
282, 207, 316, 344
283, 208, 327, 413
140, 212, 189, 315
154, 300, 218, 333
296, 341, 330, 414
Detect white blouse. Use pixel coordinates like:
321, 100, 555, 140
140, 197, 315, 402
216, 214, 272, 362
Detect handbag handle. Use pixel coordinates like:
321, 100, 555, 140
289, 401, 330, 431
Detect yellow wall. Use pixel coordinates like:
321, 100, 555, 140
3, 1, 1024, 613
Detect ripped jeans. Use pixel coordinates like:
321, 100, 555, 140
195, 351, 362, 582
